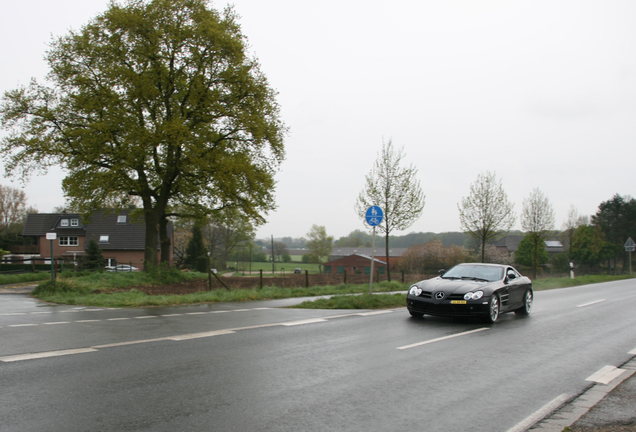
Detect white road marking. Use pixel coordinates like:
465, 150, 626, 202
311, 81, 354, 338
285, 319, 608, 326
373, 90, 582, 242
42, 322, 70, 325
629, 347, 636, 355
357, 310, 394, 316
161, 314, 183, 317
0, 310, 395, 362
8, 323, 38, 327
0, 313, 26, 316
134, 316, 158, 319
0, 348, 98, 363
167, 330, 236, 340
506, 393, 570, 432
75, 320, 101, 323
396, 328, 490, 350
107, 318, 130, 321
281, 318, 328, 326
586, 365, 627, 384
186, 312, 208, 315
577, 299, 606, 308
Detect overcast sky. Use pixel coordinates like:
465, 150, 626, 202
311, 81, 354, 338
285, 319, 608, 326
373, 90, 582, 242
1, 0, 635, 240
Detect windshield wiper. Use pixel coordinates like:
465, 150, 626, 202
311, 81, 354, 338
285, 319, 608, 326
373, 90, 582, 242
461, 276, 489, 282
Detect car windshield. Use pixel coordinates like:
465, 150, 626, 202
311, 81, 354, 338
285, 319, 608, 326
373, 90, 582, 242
442, 265, 503, 282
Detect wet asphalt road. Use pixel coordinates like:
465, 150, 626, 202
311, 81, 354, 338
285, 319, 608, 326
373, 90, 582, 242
1, 279, 635, 432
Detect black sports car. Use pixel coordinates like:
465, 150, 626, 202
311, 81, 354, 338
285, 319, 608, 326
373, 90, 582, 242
406, 263, 533, 323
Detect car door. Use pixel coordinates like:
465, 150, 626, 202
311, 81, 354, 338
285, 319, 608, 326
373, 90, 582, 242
505, 267, 526, 308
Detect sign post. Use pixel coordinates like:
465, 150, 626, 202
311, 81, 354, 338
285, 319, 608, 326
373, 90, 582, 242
365, 206, 384, 295
625, 237, 635, 275
46, 233, 56, 282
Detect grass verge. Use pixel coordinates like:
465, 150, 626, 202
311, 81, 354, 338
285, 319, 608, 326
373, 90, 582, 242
27, 273, 634, 309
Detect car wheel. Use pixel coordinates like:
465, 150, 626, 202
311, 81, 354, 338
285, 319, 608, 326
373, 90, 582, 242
515, 289, 533, 316
484, 293, 500, 323
409, 310, 424, 319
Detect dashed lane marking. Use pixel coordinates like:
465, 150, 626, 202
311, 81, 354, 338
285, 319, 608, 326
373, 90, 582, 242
396, 327, 490, 350
0, 348, 99, 362
576, 299, 606, 308
0, 310, 398, 362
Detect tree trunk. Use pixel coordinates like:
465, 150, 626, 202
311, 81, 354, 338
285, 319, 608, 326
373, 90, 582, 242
143, 207, 160, 271
159, 214, 172, 265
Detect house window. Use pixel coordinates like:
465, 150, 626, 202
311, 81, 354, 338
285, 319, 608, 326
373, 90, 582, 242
117, 215, 127, 223
59, 236, 79, 246
324, 266, 332, 274
99, 235, 109, 243
337, 266, 344, 274
60, 219, 69, 227
71, 219, 79, 227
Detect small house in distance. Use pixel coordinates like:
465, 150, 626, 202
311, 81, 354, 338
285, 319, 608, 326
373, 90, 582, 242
323, 253, 387, 275
20, 209, 173, 268
329, 247, 407, 271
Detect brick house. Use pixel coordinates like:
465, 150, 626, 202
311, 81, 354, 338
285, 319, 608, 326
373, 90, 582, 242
329, 247, 406, 270
21, 209, 173, 268
323, 253, 387, 275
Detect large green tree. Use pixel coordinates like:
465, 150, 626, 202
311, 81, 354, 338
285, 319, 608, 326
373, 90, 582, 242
515, 233, 549, 273
355, 139, 425, 281
591, 194, 636, 272
0, 0, 285, 270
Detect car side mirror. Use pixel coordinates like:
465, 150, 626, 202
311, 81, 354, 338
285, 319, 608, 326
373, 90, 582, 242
438, 269, 446, 276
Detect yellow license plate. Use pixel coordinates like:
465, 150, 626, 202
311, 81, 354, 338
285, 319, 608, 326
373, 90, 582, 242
450, 300, 467, 304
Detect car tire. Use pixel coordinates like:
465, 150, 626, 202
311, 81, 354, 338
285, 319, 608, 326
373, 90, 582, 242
514, 289, 533, 316
409, 310, 424, 319
484, 293, 500, 323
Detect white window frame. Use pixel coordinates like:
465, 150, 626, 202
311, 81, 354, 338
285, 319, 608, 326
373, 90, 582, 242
99, 235, 109, 243
117, 215, 127, 223
59, 236, 79, 246
71, 218, 79, 227
60, 219, 69, 227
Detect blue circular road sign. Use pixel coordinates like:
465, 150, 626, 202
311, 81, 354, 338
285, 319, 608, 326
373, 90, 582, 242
365, 206, 384, 227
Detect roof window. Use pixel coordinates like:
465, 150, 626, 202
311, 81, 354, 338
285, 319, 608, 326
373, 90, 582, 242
99, 235, 109, 243
60, 219, 69, 227
117, 215, 127, 223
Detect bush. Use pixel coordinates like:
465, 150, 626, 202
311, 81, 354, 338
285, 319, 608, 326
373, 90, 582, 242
32, 280, 91, 295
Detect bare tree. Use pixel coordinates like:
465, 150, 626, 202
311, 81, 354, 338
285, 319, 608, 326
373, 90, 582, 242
0, 185, 28, 234
306, 225, 333, 273
355, 139, 425, 281
458, 171, 515, 263
520, 188, 556, 278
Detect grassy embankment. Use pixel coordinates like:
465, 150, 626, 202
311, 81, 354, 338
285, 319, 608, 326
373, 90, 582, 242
4, 271, 633, 309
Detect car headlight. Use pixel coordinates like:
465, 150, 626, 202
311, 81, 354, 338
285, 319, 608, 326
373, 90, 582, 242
409, 285, 423, 296
464, 291, 484, 300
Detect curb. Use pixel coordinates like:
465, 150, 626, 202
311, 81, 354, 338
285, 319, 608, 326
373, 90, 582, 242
528, 358, 636, 432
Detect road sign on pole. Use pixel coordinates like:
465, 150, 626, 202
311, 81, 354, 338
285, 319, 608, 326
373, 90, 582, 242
365, 206, 384, 227
625, 237, 635, 275
364, 206, 384, 294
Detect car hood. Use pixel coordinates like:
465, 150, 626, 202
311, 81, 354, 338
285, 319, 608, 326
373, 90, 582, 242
414, 277, 493, 295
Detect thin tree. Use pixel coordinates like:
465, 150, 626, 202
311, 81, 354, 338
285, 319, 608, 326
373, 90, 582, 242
520, 188, 556, 278
458, 171, 515, 263
306, 225, 333, 273
355, 139, 425, 281
0, 0, 285, 270
0, 185, 28, 234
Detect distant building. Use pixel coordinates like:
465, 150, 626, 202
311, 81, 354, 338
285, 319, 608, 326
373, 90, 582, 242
17, 209, 172, 267
329, 247, 407, 270
323, 253, 387, 275
493, 235, 565, 258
